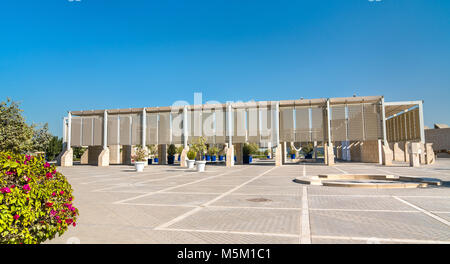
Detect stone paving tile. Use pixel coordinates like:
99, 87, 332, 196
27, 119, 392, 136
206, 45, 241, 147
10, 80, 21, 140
95, 184, 175, 194
233, 186, 302, 196
399, 197, 450, 212
310, 210, 450, 241
126, 193, 219, 206
169, 207, 301, 235
245, 177, 299, 187
210, 194, 302, 209
166, 184, 236, 194
308, 196, 413, 211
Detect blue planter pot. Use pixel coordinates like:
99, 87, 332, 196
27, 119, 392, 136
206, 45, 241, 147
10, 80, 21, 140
243, 155, 253, 164
206, 155, 211, 161
234, 156, 236, 162
291, 154, 296, 159
219, 155, 224, 161
154, 158, 159, 163
178, 155, 181, 161
267, 155, 270, 159
211, 156, 216, 162
148, 158, 153, 165
168, 155, 175, 164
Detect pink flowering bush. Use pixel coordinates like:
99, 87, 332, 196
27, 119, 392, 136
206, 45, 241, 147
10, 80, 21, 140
0, 152, 78, 244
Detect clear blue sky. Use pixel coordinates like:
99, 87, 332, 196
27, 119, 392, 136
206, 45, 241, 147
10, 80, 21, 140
1, 0, 449, 137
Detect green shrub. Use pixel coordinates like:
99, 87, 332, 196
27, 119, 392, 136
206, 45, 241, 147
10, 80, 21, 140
243, 143, 259, 156
187, 149, 197, 160
167, 144, 177, 157
301, 143, 314, 155
0, 152, 78, 244
132, 146, 147, 162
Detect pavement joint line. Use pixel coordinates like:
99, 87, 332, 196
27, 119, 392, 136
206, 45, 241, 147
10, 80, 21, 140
156, 227, 300, 238
155, 166, 278, 229
333, 166, 348, 174
113, 167, 251, 204
300, 186, 311, 244
393, 196, 450, 227
81, 178, 125, 185
311, 235, 450, 244
208, 205, 301, 210
309, 208, 420, 213
309, 194, 450, 198
117, 202, 198, 208
93, 171, 198, 192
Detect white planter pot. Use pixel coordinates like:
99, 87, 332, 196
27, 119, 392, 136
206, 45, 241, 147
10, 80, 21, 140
196, 160, 206, 172
135, 161, 146, 172
186, 159, 195, 169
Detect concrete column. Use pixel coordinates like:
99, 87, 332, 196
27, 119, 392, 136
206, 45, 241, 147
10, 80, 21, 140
234, 143, 244, 165
183, 106, 188, 148
418, 101, 425, 144
382, 144, 393, 166
158, 144, 167, 165
404, 141, 410, 163
142, 108, 147, 147
226, 145, 234, 167
109, 145, 121, 164
425, 143, 435, 165
325, 142, 335, 166
409, 142, 421, 167
59, 113, 73, 167
313, 141, 318, 160
80, 149, 89, 164
275, 144, 283, 167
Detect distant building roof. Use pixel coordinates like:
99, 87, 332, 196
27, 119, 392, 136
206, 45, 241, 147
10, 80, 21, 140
434, 124, 449, 129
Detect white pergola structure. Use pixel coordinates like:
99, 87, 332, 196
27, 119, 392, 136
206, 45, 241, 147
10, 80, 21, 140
58, 96, 434, 168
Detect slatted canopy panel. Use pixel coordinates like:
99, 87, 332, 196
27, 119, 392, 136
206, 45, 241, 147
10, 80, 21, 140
70, 116, 82, 147
130, 114, 142, 145
81, 117, 93, 146
247, 106, 260, 143
119, 115, 132, 145
331, 105, 347, 141
93, 116, 103, 146
188, 109, 202, 144
202, 109, 215, 144
215, 107, 226, 144
295, 106, 310, 142
363, 103, 382, 140
347, 104, 364, 141
171, 110, 184, 144
107, 115, 120, 145
158, 112, 171, 144
280, 107, 295, 142
146, 113, 158, 145
259, 104, 273, 145
310, 106, 324, 142
232, 107, 246, 143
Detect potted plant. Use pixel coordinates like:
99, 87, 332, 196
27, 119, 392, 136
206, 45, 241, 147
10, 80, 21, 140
186, 149, 197, 169
147, 144, 157, 165
167, 144, 176, 165
191, 137, 207, 172
176, 145, 184, 161
264, 149, 270, 159
289, 148, 297, 159
208, 146, 219, 162
218, 148, 225, 161
302, 143, 314, 159
243, 143, 258, 164
132, 145, 147, 172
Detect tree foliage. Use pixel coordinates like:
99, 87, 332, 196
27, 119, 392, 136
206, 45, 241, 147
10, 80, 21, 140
0, 99, 34, 153
31, 123, 52, 153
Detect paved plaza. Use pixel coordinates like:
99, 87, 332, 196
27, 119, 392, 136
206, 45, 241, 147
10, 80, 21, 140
47, 159, 450, 244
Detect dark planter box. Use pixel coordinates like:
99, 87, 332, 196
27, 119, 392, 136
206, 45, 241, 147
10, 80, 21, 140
168, 155, 175, 164
305, 154, 313, 159
148, 158, 153, 165
243, 155, 253, 164
211, 156, 217, 162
